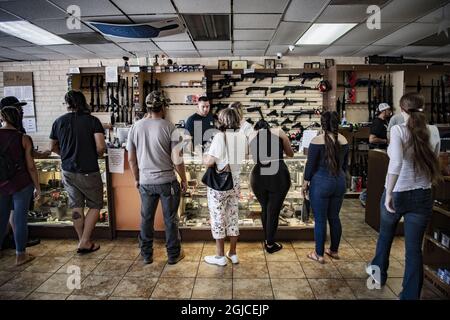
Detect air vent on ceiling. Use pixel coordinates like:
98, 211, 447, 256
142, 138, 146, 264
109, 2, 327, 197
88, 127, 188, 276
182, 14, 230, 41
59, 33, 111, 45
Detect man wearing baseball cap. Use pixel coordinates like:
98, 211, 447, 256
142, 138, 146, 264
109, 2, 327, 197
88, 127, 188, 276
369, 102, 392, 150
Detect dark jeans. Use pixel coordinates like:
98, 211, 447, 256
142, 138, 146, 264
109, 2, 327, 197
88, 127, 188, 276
309, 169, 346, 256
250, 161, 291, 245
371, 188, 432, 300
0, 184, 34, 254
138, 180, 181, 260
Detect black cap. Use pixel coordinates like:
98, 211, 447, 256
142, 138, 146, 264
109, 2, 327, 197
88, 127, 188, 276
0, 96, 27, 109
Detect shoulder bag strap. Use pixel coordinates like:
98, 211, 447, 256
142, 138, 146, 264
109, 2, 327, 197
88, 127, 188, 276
216, 132, 231, 173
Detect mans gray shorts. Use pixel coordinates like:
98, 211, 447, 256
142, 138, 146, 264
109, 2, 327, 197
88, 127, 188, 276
62, 171, 104, 209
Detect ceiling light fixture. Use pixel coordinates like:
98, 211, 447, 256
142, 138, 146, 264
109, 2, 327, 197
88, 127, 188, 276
296, 23, 357, 45
0, 21, 71, 45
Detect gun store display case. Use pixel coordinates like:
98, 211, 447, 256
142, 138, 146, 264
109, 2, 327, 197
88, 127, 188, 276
29, 157, 115, 239
111, 151, 313, 241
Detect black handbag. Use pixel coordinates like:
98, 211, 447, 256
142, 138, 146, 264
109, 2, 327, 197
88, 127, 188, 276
201, 133, 234, 191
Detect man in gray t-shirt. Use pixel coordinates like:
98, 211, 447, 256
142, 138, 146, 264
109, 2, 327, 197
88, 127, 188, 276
127, 91, 187, 265
387, 113, 405, 141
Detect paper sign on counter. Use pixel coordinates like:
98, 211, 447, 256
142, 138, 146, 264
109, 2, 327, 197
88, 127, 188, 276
108, 148, 124, 174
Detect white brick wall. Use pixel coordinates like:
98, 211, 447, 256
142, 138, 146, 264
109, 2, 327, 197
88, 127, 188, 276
0, 56, 365, 149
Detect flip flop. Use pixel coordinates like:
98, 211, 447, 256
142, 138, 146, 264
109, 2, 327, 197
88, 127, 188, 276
77, 243, 100, 254
16, 254, 36, 266
307, 251, 325, 264
325, 249, 340, 260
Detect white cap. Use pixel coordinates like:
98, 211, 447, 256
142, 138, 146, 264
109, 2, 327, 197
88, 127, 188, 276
378, 103, 390, 112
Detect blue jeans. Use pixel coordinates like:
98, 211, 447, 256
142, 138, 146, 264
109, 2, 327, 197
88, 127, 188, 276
371, 188, 432, 300
309, 169, 346, 256
0, 184, 34, 254
138, 180, 181, 261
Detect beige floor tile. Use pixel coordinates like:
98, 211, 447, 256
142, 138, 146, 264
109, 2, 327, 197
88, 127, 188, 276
105, 247, 140, 260
330, 247, 364, 261
111, 276, 158, 298
36, 273, 85, 294
333, 261, 369, 279
308, 279, 356, 299
56, 257, 102, 276
265, 248, 298, 262
267, 261, 305, 279
346, 279, 397, 299
66, 294, 106, 300
151, 278, 195, 299
160, 261, 199, 278
76, 275, 122, 297
233, 262, 269, 279
386, 277, 403, 297
197, 262, 232, 279
0, 271, 18, 287
182, 242, 205, 248
295, 249, 333, 263
292, 240, 316, 249
271, 279, 315, 300
182, 247, 203, 262
301, 261, 342, 279
192, 278, 232, 299
108, 296, 146, 300
24, 256, 69, 273
353, 248, 376, 261
74, 246, 113, 260
0, 272, 52, 292
386, 260, 405, 278
0, 291, 30, 300
126, 260, 166, 278
26, 292, 68, 300
92, 259, 134, 276
233, 278, 273, 300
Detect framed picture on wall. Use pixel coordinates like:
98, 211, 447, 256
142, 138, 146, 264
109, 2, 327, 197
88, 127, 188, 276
218, 60, 229, 70
231, 60, 248, 69
265, 59, 275, 69
312, 62, 321, 69
325, 59, 335, 68
275, 63, 283, 69
304, 63, 312, 69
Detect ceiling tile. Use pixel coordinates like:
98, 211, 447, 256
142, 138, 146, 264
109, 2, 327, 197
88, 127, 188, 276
319, 45, 362, 56
97, 52, 130, 59
284, 0, 329, 22
66, 52, 99, 59
287, 45, 328, 55
82, 15, 132, 24
233, 29, 274, 41
117, 42, 159, 51
334, 23, 405, 45
233, 49, 265, 56
316, 5, 369, 23
31, 19, 92, 34
373, 23, 439, 46
80, 43, 128, 53
113, 0, 176, 14
198, 50, 232, 57
155, 32, 192, 42
234, 41, 268, 50
164, 51, 199, 57
271, 22, 309, 45
33, 52, 70, 60
352, 45, 403, 56
60, 32, 112, 44
0, 48, 43, 60
195, 41, 231, 50
422, 45, 450, 58
44, 44, 93, 54
265, 45, 290, 55
411, 32, 450, 46
129, 14, 179, 23
155, 41, 195, 51
173, 0, 230, 13
50, 0, 122, 16
380, 0, 447, 23
0, 9, 20, 21
12, 46, 57, 54
417, 3, 450, 23
233, 0, 289, 13
0, 35, 34, 47
234, 14, 281, 29
388, 46, 441, 56
0, 0, 66, 20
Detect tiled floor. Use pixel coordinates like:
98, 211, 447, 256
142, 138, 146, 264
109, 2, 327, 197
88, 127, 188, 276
0, 199, 443, 300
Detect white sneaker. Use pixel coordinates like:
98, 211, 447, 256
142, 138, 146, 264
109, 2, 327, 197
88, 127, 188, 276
204, 255, 227, 266
365, 263, 381, 285
226, 251, 239, 264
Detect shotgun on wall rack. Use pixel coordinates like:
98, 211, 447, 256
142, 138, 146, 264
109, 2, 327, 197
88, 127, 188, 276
288, 72, 322, 83
270, 85, 315, 95
273, 98, 315, 108
241, 72, 277, 84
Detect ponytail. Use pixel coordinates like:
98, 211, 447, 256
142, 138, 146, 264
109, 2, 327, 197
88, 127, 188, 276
321, 111, 341, 176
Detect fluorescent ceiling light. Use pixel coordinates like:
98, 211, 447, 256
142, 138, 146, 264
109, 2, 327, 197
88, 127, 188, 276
296, 23, 357, 45
0, 21, 70, 45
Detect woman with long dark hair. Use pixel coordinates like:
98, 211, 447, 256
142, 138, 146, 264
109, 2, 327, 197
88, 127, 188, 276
0, 107, 41, 266
368, 93, 441, 300
249, 120, 294, 253
303, 111, 349, 263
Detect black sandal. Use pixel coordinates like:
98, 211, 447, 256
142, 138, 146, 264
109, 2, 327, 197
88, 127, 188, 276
265, 242, 283, 254
77, 243, 100, 254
